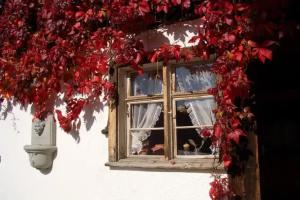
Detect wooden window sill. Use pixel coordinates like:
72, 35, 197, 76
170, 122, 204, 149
105, 157, 225, 172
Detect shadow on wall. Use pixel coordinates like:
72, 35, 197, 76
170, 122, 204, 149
0, 100, 21, 134
69, 97, 105, 143
138, 19, 201, 51
0, 96, 106, 143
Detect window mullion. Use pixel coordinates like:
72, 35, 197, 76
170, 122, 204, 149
163, 65, 172, 160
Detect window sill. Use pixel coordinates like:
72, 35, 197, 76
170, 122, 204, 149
105, 157, 225, 172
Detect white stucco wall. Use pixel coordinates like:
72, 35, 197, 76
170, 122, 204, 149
0, 19, 215, 200
0, 105, 213, 200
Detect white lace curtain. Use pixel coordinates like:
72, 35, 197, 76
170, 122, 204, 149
185, 98, 216, 128
131, 73, 163, 154
176, 66, 216, 129
132, 72, 162, 96
131, 103, 162, 154
176, 65, 215, 92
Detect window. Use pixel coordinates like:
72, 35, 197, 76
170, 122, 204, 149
106, 60, 222, 170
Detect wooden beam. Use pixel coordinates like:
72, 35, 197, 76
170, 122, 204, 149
118, 68, 127, 159
230, 131, 261, 200
245, 132, 261, 200
163, 65, 172, 159
108, 102, 118, 162
108, 67, 118, 162
105, 157, 224, 171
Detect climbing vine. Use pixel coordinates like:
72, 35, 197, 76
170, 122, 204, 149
0, 0, 290, 199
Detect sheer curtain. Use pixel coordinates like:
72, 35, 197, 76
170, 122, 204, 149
185, 98, 216, 129
131, 103, 162, 154
131, 73, 163, 154
132, 72, 162, 96
176, 66, 216, 129
176, 65, 215, 92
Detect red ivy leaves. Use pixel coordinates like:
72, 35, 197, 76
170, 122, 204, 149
0, 1, 147, 132
190, 1, 277, 196
199, 128, 213, 138
223, 154, 232, 169
149, 43, 193, 65
248, 40, 274, 63
227, 129, 246, 144
130, 52, 144, 75
137, 0, 151, 16
56, 99, 85, 132
209, 177, 233, 200
150, 43, 180, 63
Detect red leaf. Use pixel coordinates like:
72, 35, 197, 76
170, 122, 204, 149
249, 40, 273, 63
182, 0, 190, 8
75, 11, 85, 20
230, 118, 240, 129
200, 128, 212, 138
181, 48, 193, 62
130, 61, 144, 75
207, 87, 217, 96
157, 4, 168, 13
233, 51, 243, 62
224, 17, 233, 25
223, 33, 236, 43
224, 1, 234, 14
97, 62, 108, 74
248, 40, 258, 48
73, 22, 81, 30
258, 48, 272, 63
227, 129, 246, 143
209, 37, 218, 45
139, 1, 150, 16
163, 5, 168, 13
202, 51, 209, 60
171, 0, 181, 6
151, 144, 164, 152
134, 52, 142, 64
149, 51, 159, 63
56, 110, 72, 132
92, 76, 101, 83
64, 83, 73, 99
171, 45, 181, 62
103, 81, 114, 92
235, 3, 249, 12
213, 123, 222, 139
189, 33, 203, 43
223, 155, 232, 169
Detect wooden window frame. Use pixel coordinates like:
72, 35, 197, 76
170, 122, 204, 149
105, 59, 224, 171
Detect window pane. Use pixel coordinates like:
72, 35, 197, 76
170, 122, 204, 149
130, 130, 164, 155
175, 64, 216, 92
177, 128, 213, 156
130, 70, 162, 96
131, 103, 163, 128
175, 98, 216, 127
129, 103, 164, 155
